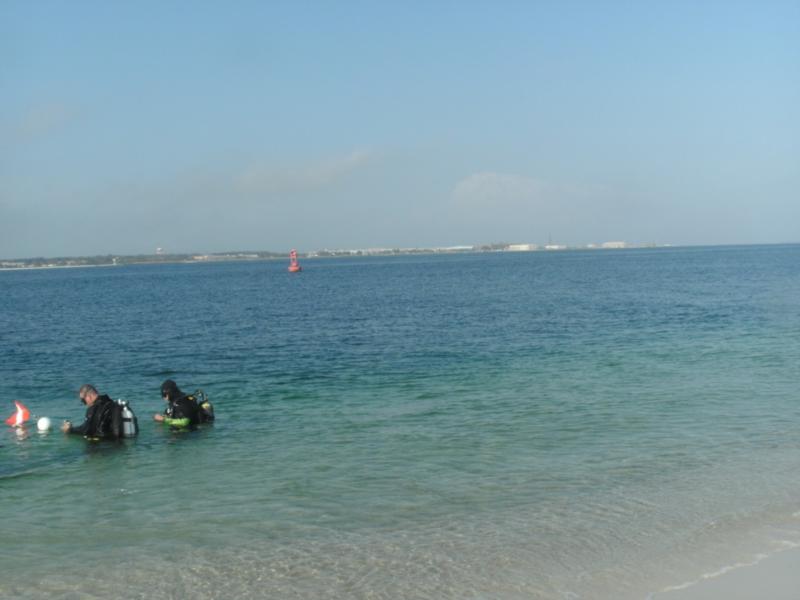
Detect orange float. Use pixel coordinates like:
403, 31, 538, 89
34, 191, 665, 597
5, 400, 30, 427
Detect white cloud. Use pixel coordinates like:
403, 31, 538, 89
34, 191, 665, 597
235, 149, 374, 195
452, 171, 626, 214
452, 171, 551, 209
449, 171, 644, 245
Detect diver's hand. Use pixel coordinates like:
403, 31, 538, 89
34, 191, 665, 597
60, 420, 71, 433
153, 413, 164, 422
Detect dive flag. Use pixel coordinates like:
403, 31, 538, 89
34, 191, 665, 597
5, 401, 30, 427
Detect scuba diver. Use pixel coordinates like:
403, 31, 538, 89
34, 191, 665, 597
154, 379, 214, 429
61, 384, 135, 439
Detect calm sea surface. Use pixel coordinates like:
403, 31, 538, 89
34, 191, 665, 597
1, 245, 799, 599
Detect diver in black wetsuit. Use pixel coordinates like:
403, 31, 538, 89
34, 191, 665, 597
61, 384, 120, 439
153, 379, 200, 429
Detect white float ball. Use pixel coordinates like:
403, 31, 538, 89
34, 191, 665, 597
37, 417, 52, 431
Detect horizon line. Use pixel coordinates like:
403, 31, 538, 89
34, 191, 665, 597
2, 240, 799, 266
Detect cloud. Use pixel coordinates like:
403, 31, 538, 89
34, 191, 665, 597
235, 149, 374, 195
449, 171, 646, 244
452, 171, 628, 216
12, 103, 76, 142
452, 172, 548, 208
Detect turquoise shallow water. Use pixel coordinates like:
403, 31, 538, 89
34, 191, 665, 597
1, 245, 799, 599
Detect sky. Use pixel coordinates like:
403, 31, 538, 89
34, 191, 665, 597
1, 0, 798, 258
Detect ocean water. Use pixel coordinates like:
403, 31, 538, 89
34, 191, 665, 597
1, 245, 799, 599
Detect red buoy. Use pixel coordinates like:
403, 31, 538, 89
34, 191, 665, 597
288, 249, 302, 273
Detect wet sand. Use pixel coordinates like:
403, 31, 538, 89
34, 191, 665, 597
653, 548, 800, 600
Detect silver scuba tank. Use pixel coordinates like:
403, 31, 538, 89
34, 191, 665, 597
117, 399, 139, 437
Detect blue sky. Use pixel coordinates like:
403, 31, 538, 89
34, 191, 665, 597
1, 1, 798, 257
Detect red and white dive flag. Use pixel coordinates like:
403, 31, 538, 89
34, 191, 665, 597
5, 401, 30, 427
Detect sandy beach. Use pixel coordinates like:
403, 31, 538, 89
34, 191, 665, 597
653, 548, 800, 600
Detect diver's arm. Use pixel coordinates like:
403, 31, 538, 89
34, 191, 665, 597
63, 405, 94, 435
160, 399, 194, 428
162, 416, 192, 428
153, 406, 191, 427
154, 401, 174, 423
63, 418, 89, 435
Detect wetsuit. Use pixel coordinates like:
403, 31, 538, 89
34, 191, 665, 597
162, 395, 201, 429
67, 395, 119, 439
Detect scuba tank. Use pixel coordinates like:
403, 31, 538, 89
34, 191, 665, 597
194, 389, 215, 423
117, 399, 139, 437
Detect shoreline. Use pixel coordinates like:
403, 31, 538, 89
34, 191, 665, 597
650, 546, 800, 600
3, 242, 798, 272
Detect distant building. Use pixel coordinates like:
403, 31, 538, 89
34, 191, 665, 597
545, 244, 567, 250
507, 244, 538, 252
601, 241, 627, 249
439, 245, 474, 252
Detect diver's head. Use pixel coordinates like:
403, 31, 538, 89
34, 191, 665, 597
78, 384, 99, 406
160, 379, 180, 402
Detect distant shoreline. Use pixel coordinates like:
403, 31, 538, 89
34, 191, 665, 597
2, 242, 798, 271
0, 246, 632, 270
0, 252, 286, 271
0, 263, 114, 271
